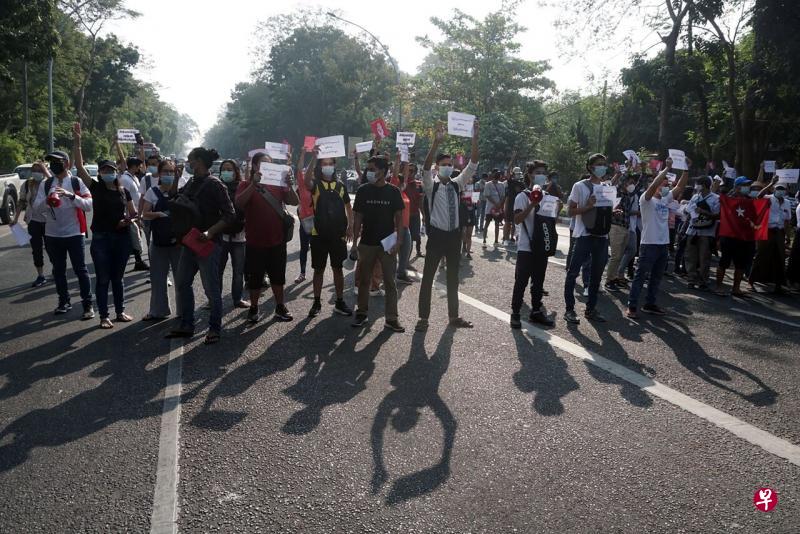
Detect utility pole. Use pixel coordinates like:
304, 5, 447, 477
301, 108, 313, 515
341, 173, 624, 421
48, 57, 54, 152
597, 79, 608, 153
23, 62, 29, 130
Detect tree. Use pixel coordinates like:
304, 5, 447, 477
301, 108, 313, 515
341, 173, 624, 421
0, 1, 59, 81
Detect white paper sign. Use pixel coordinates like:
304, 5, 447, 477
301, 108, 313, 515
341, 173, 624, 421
264, 142, 289, 160
447, 111, 476, 138
666, 172, 677, 183
619, 164, 628, 174
593, 184, 617, 207
10, 224, 30, 247
668, 149, 688, 171
117, 128, 139, 144
315, 135, 346, 159
776, 168, 800, 184
399, 145, 409, 163
471, 192, 480, 203
248, 148, 266, 159
764, 161, 776, 173
259, 162, 290, 186
538, 195, 559, 218
623, 150, 640, 166
396, 132, 416, 147
613, 197, 622, 209
724, 167, 737, 179
381, 232, 397, 253
355, 141, 373, 154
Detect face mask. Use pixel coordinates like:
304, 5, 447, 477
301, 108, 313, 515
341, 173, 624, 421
147, 165, 158, 175
660, 186, 671, 197
160, 174, 175, 186
533, 174, 547, 187
438, 165, 454, 179
775, 190, 785, 199
50, 160, 65, 175
31, 172, 45, 182
514, 171, 523, 180
220, 170, 234, 182
366, 171, 378, 184
185, 162, 194, 175
321, 166, 335, 178
749, 190, 759, 198
626, 184, 636, 193
739, 186, 750, 195
694, 185, 703, 194
100, 173, 116, 183
592, 166, 607, 178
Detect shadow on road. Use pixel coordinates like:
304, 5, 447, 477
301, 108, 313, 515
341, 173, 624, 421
512, 329, 579, 416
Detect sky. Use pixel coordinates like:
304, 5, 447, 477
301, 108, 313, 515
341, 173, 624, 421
109, 0, 664, 141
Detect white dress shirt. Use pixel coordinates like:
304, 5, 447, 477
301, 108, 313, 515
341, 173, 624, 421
422, 161, 477, 232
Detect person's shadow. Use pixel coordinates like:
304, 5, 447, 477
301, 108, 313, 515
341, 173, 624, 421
512, 329, 579, 415
370, 329, 456, 505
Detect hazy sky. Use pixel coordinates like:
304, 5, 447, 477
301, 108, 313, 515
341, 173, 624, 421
110, 0, 662, 139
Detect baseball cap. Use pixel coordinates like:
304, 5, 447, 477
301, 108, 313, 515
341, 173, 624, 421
775, 183, 787, 190
97, 159, 117, 171
45, 150, 69, 161
734, 176, 752, 187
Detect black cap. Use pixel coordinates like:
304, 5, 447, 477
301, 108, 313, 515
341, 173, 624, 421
97, 159, 117, 171
45, 150, 69, 162
126, 156, 143, 167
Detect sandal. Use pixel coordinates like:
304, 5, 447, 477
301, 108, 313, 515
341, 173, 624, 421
115, 313, 133, 322
99, 318, 114, 329
142, 314, 167, 322
204, 331, 221, 345
166, 328, 194, 339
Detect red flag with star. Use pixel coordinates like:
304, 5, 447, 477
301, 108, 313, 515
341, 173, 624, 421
719, 196, 770, 241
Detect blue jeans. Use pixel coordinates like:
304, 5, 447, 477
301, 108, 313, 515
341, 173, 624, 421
90, 232, 132, 318
177, 243, 223, 333
219, 240, 245, 303
45, 234, 92, 307
628, 244, 668, 310
397, 227, 412, 277
476, 201, 486, 231
564, 235, 608, 312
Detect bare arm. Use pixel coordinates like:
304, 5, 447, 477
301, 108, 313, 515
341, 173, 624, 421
352, 211, 363, 247
645, 158, 672, 202
141, 199, 165, 221
423, 122, 445, 171
470, 120, 480, 164
72, 123, 91, 187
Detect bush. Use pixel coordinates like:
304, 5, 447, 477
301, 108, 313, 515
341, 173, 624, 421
0, 130, 40, 173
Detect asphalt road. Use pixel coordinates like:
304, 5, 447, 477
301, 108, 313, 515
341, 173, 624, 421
1, 220, 799, 533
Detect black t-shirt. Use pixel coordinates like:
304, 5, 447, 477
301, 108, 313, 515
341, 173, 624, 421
90, 179, 131, 234
506, 178, 526, 208
353, 183, 404, 246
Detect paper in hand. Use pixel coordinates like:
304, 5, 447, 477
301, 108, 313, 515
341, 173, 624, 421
10, 224, 30, 247
764, 161, 776, 173
447, 111, 476, 138
668, 149, 688, 171
593, 184, 617, 208
538, 195, 559, 218
776, 168, 799, 184
381, 232, 397, 253
117, 128, 139, 144
396, 132, 416, 147
264, 142, 289, 160
623, 150, 640, 166
355, 141, 373, 154
259, 162, 290, 186
315, 135, 346, 159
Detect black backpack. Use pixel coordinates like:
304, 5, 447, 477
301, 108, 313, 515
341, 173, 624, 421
313, 180, 348, 239
169, 177, 215, 240
424, 181, 460, 228
581, 179, 613, 236
150, 188, 177, 247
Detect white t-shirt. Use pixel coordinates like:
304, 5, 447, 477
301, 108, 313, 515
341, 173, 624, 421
483, 181, 506, 216
568, 180, 607, 238
138, 173, 160, 198
767, 195, 792, 229
514, 192, 536, 252
120, 171, 141, 207
639, 191, 673, 245
796, 204, 800, 229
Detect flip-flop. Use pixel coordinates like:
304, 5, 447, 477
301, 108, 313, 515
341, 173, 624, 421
142, 315, 167, 322
99, 318, 114, 329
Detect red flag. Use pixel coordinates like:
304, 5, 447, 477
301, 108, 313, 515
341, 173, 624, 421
719, 196, 771, 241
370, 118, 390, 140
297, 169, 315, 220
303, 136, 317, 152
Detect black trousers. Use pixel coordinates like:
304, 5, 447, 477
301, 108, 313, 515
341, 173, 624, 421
418, 226, 462, 320
512, 250, 548, 314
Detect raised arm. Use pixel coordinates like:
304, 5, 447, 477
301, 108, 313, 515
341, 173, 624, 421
670, 159, 690, 199
645, 158, 672, 201
72, 123, 92, 187
423, 122, 445, 171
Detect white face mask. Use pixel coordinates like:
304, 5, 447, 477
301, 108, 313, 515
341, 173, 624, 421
626, 184, 635, 193
321, 166, 335, 178
438, 165, 454, 179
660, 186, 671, 197
533, 174, 547, 186
366, 171, 378, 184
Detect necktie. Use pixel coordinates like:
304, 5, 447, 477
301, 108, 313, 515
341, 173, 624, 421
448, 184, 457, 231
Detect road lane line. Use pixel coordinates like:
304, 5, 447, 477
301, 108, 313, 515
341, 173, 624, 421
411, 272, 800, 467
150, 338, 184, 534
730, 307, 800, 328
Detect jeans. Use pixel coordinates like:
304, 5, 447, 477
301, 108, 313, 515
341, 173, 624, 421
418, 227, 462, 320
567, 234, 591, 286
299, 224, 310, 274
28, 220, 46, 268
90, 231, 132, 318
220, 240, 245, 303
355, 244, 398, 321
512, 250, 548, 314
564, 235, 608, 312
628, 244, 668, 310
177, 243, 223, 333
397, 227, 412, 277
45, 235, 92, 307
149, 244, 182, 318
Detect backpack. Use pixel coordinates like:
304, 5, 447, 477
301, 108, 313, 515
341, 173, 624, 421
313, 180, 348, 239
424, 181, 460, 228
690, 195, 715, 229
168, 177, 215, 240
44, 176, 87, 234
580, 179, 612, 236
150, 188, 177, 247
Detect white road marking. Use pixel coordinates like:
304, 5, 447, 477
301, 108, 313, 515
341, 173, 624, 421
730, 307, 800, 328
150, 338, 184, 534
411, 272, 800, 467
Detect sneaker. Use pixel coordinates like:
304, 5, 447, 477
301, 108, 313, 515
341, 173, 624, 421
465, 252, 472, 259
295, 273, 306, 284
31, 275, 46, 288
582, 288, 590, 297
275, 304, 293, 322
133, 261, 150, 272
529, 311, 555, 327
687, 283, 697, 290
235, 300, 251, 309
370, 288, 385, 297
414, 319, 429, 332
625, 308, 638, 319
563, 310, 580, 324
449, 317, 474, 328
352, 314, 369, 327
396, 275, 413, 285
247, 306, 260, 324
642, 304, 667, 316
384, 320, 405, 333
604, 281, 619, 292
334, 299, 353, 316
82, 305, 95, 320
308, 300, 322, 318
54, 302, 72, 315
510, 313, 522, 329
584, 309, 606, 322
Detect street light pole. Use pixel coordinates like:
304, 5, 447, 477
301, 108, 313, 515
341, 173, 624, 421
326, 12, 402, 129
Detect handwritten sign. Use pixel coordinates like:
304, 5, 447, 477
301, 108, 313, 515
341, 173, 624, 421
400, 145, 409, 163
764, 161, 776, 173
247, 148, 267, 160
447, 111, 476, 138
355, 141, 373, 154
117, 128, 139, 144
593, 184, 617, 208
668, 149, 688, 171
315, 135, 346, 159
264, 142, 289, 160
666, 172, 677, 183
538, 195, 559, 218
776, 168, 799, 184
396, 132, 416, 147
371, 118, 389, 140
623, 150, 640, 166
259, 162, 290, 187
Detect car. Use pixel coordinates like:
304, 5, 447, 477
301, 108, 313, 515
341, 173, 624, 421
1, 167, 26, 224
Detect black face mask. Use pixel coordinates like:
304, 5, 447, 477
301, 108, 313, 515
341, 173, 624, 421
50, 160, 65, 174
